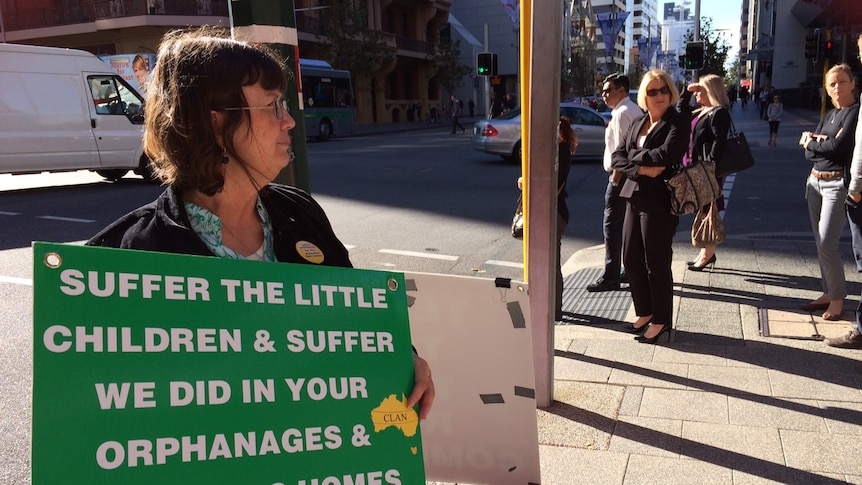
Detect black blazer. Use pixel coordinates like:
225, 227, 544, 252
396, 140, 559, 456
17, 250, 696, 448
678, 90, 731, 165
611, 106, 690, 213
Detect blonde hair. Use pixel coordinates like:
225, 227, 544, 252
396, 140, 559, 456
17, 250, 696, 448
824, 63, 855, 108
637, 70, 680, 110
698, 74, 730, 108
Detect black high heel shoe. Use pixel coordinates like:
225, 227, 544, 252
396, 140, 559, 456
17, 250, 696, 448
635, 324, 671, 344
624, 320, 651, 334
687, 254, 716, 272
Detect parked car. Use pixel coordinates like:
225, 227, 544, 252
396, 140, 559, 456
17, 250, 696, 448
471, 103, 608, 161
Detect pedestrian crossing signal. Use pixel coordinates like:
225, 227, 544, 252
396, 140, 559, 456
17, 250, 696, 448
477, 53, 497, 76
684, 41, 704, 70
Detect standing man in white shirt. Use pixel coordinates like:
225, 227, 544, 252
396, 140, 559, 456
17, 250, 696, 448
587, 73, 642, 292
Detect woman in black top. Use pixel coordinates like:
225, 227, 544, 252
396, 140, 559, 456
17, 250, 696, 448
800, 63, 860, 321
677, 74, 732, 271
612, 70, 690, 344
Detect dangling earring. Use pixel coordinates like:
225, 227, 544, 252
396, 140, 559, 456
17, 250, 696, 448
221, 146, 229, 164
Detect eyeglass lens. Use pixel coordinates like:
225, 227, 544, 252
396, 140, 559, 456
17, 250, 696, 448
646, 86, 670, 97
274, 99, 289, 120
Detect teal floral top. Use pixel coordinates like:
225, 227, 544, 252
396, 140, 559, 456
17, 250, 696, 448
184, 197, 276, 261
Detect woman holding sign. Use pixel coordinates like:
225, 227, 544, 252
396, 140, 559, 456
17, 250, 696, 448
87, 28, 434, 418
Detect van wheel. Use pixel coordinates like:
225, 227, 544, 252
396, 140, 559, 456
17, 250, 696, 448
96, 169, 129, 181
317, 120, 332, 142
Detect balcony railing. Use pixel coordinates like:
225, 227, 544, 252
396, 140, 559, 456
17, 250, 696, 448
4, 0, 228, 32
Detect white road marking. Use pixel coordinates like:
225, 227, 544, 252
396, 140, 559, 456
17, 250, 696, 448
0, 275, 32, 286
485, 260, 524, 268
378, 249, 459, 261
0, 211, 20, 216
37, 215, 96, 223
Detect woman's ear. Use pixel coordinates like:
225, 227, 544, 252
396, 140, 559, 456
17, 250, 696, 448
210, 110, 224, 145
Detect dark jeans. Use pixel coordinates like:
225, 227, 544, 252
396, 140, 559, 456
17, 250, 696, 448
845, 197, 862, 332
601, 179, 627, 281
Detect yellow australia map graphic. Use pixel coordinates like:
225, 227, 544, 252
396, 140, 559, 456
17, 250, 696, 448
370, 394, 419, 440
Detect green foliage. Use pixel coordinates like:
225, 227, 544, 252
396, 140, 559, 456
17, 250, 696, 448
684, 17, 731, 79
431, 40, 471, 95
315, 0, 395, 79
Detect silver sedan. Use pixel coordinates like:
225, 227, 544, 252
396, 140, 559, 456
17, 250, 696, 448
471, 103, 609, 161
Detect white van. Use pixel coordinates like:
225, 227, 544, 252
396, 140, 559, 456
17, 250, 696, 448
0, 43, 151, 181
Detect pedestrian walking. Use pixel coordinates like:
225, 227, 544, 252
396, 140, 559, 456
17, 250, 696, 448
450, 95, 465, 134
767, 95, 784, 147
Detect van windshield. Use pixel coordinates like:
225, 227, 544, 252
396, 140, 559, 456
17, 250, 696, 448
88, 75, 144, 124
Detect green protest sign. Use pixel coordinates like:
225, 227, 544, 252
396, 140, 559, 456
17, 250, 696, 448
32, 242, 423, 484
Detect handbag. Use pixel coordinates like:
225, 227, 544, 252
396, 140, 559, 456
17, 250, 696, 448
715, 119, 755, 177
666, 160, 721, 215
691, 201, 726, 248
511, 196, 524, 239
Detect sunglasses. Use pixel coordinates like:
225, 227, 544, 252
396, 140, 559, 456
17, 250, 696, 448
646, 86, 671, 97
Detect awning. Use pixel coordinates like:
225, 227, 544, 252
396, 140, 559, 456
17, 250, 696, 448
745, 48, 774, 61
448, 14, 483, 48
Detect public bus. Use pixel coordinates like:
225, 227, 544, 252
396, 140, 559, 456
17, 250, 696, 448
299, 58, 355, 141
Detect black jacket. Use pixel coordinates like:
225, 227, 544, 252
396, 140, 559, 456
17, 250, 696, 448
87, 184, 352, 268
611, 106, 690, 213
677, 90, 732, 166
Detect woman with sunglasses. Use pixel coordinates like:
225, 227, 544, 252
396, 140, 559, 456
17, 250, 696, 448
87, 29, 434, 417
611, 70, 690, 344
799, 63, 859, 321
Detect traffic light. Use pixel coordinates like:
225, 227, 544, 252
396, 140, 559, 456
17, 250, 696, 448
477, 52, 497, 76
823, 39, 834, 59
684, 41, 704, 70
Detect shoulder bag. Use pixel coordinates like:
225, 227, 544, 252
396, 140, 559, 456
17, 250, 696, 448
715, 117, 755, 177
692, 201, 726, 248
666, 160, 721, 215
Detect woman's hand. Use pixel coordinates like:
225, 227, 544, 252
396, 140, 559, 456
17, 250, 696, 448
851, 192, 862, 203
637, 165, 665, 178
517, 176, 524, 191
407, 354, 435, 420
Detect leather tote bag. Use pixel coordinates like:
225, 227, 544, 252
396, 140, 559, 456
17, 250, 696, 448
691, 201, 726, 248
715, 119, 755, 177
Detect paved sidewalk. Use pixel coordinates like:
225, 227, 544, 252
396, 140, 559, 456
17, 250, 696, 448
540, 105, 862, 484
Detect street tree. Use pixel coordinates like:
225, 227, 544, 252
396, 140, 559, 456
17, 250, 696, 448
685, 17, 731, 79
315, 0, 395, 79
431, 39, 471, 97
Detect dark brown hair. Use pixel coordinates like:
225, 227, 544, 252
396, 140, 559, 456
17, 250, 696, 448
558, 116, 577, 153
143, 28, 287, 195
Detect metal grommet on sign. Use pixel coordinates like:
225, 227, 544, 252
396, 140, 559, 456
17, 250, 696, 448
44, 252, 62, 269
387, 278, 399, 292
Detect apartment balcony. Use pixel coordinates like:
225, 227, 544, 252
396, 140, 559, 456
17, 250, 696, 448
4, 0, 228, 32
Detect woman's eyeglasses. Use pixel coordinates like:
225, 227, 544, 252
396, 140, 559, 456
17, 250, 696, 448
646, 86, 671, 97
219, 99, 290, 120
